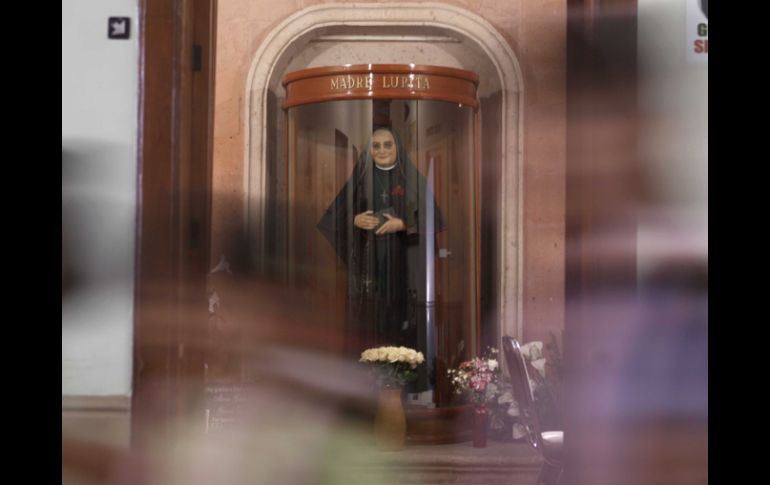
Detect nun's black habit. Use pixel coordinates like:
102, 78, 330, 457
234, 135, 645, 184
317, 128, 446, 378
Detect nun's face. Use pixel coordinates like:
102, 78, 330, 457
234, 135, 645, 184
371, 130, 397, 168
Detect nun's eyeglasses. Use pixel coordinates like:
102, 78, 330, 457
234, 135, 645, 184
372, 141, 394, 150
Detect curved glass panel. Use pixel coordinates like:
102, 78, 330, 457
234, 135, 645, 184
278, 99, 476, 407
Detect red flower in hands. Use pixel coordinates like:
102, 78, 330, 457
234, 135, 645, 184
391, 185, 405, 196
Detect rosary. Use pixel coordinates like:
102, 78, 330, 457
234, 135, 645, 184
376, 171, 392, 205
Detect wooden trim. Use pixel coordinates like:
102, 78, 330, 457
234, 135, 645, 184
282, 64, 479, 85
62, 395, 131, 412
132, 0, 217, 449
283, 64, 479, 109
285, 92, 477, 110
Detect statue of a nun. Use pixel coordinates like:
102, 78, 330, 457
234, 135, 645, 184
317, 126, 446, 392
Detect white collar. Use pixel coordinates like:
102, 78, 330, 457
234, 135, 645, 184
375, 162, 398, 171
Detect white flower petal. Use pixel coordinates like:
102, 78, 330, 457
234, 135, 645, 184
531, 358, 547, 378
508, 400, 521, 416
498, 390, 513, 404
512, 423, 527, 439
521, 341, 544, 361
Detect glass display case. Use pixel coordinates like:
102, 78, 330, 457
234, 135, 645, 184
274, 65, 480, 442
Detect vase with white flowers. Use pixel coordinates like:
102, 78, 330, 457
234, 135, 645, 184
360, 346, 425, 450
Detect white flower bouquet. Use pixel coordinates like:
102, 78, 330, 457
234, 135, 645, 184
360, 346, 425, 388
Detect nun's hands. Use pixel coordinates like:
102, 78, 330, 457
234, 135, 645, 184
375, 213, 405, 235
354, 210, 380, 230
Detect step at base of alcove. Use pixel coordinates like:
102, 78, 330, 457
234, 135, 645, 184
351, 441, 543, 485
405, 404, 473, 445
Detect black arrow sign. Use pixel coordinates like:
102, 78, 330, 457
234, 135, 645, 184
108, 17, 131, 40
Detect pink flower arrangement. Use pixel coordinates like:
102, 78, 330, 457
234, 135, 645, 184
447, 348, 501, 405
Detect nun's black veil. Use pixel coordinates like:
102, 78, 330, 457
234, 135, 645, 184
317, 126, 445, 391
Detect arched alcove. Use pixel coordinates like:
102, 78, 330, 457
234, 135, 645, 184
244, 2, 525, 344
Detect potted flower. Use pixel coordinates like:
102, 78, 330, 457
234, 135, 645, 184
360, 346, 425, 450
360, 346, 425, 388
447, 348, 501, 447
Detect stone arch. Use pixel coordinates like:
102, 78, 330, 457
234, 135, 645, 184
244, 2, 524, 339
